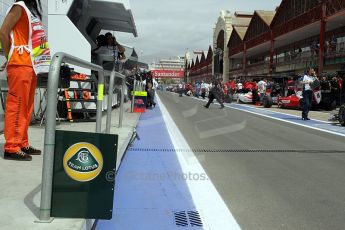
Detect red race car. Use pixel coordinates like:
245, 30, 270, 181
278, 77, 321, 109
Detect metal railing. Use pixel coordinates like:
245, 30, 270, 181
39, 52, 121, 221
105, 68, 126, 132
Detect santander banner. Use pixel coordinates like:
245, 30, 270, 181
151, 70, 184, 78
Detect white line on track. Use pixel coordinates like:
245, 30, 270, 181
167, 92, 345, 138
157, 94, 242, 230
191, 95, 331, 124
228, 105, 345, 137
233, 103, 332, 124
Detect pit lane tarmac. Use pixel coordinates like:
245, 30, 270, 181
158, 91, 345, 230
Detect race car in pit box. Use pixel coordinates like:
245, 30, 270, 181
232, 82, 256, 104
278, 76, 322, 109
232, 81, 274, 107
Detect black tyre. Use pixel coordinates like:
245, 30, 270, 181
262, 95, 273, 108
339, 105, 345, 126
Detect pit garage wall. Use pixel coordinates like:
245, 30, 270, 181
0, 0, 48, 132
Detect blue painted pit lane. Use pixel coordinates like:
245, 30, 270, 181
97, 100, 240, 230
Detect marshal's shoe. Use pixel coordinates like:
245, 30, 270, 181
21, 146, 42, 155
4, 151, 32, 161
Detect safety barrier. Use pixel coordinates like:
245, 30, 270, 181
39, 52, 123, 221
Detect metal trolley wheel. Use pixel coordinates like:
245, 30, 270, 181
338, 105, 345, 127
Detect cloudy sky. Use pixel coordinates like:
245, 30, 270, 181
116, 0, 282, 64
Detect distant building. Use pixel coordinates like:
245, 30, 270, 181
150, 57, 185, 71
150, 57, 185, 81
185, 47, 213, 83
213, 10, 253, 81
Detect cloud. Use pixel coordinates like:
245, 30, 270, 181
115, 0, 282, 64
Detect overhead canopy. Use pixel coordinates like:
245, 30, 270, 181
88, 0, 137, 37
68, 0, 137, 47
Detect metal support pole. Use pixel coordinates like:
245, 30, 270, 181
105, 69, 116, 134
119, 73, 125, 128
318, 0, 326, 74
131, 79, 136, 113
269, 32, 275, 76
243, 42, 247, 76
39, 52, 104, 221
106, 70, 126, 131
39, 54, 62, 222
96, 70, 105, 133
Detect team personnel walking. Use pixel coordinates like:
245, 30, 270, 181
0, 0, 51, 161
301, 67, 315, 121
204, 79, 225, 109
178, 82, 183, 97
257, 79, 267, 102
143, 74, 158, 108
200, 81, 206, 99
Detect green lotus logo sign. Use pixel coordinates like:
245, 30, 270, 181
63, 142, 103, 182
